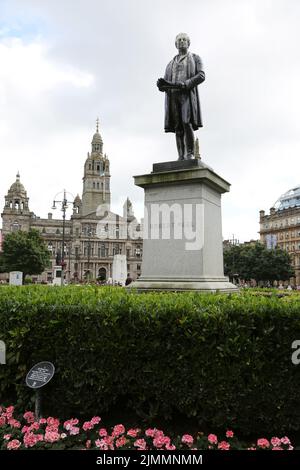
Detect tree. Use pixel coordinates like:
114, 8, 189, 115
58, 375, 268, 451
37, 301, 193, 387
224, 242, 294, 285
1, 229, 51, 282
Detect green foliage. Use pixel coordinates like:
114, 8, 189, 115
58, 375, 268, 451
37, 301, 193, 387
1, 229, 50, 279
1, 286, 300, 434
224, 242, 294, 284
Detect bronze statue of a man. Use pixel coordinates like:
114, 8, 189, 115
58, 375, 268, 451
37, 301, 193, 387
157, 33, 205, 160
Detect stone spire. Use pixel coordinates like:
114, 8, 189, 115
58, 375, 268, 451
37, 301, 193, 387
91, 117, 103, 155
82, 121, 111, 216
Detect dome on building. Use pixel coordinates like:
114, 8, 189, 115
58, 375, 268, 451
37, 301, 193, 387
8, 172, 26, 196
92, 131, 103, 143
274, 186, 300, 210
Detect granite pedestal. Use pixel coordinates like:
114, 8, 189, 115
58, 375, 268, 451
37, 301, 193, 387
129, 160, 238, 293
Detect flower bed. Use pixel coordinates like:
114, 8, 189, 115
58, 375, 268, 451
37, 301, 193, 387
0, 406, 294, 451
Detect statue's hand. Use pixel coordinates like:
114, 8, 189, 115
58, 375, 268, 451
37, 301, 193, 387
176, 81, 186, 89
157, 78, 165, 91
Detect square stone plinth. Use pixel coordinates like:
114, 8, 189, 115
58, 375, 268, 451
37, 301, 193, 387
129, 160, 238, 293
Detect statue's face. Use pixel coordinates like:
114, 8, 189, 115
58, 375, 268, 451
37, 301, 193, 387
175, 34, 190, 50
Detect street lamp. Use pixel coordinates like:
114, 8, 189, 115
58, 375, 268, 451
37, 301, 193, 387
86, 224, 92, 281
51, 189, 74, 286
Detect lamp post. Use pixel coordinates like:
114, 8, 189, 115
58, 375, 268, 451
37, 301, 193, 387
51, 189, 74, 286
86, 224, 92, 282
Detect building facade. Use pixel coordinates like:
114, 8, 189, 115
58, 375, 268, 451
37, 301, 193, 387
1, 124, 143, 283
259, 186, 300, 285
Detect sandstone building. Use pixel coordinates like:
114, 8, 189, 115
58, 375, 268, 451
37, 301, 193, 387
1, 123, 143, 283
259, 186, 300, 285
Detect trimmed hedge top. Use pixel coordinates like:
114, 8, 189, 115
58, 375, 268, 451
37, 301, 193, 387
1, 286, 300, 434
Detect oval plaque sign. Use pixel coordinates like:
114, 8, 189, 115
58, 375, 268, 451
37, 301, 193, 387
26, 361, 55, 389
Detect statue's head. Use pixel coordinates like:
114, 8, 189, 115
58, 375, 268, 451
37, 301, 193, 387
175, 33, 190, 50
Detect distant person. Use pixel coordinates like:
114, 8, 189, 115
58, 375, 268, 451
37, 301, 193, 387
125, 274, 133, 286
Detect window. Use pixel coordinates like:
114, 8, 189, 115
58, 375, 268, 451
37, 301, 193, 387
75, 228, 79, 237
135, 246, 142, 257
126, 248, 131, 258
99, 244, 107, 258
137, 264, 141, 271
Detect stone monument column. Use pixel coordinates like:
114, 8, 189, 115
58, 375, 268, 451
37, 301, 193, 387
129, 160, 238, 292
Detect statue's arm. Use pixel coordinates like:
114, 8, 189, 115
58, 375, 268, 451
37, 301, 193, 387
185, 55, 205, 90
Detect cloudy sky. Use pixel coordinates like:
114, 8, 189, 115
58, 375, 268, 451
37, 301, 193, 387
1, 0, 300, 241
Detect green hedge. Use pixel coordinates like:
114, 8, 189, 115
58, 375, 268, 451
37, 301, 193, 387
1, 285, 300, 434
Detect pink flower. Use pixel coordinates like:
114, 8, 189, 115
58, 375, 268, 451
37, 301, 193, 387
8, 418, 21, 428
145, 428, 156, 437
271, 437, 281, 447
257, 438, 270, 448
208, 434, 218, 445
95, 439, 109, 450
288, 445, 294, 450
83, 421, 93, 431
5, 406, 14, 417
45, 431, 60, 443
218, 441, 230, 450
69, 426, 80, 436
116, 436, 127, 448
226, 430, 234, 438
7, 439, 21, 450
23, 432, 43, 448
134, 439, 147, 450
181, 434, 194, 446
91, 416, 101, 426
281, 436, 291, 445
23, 411, 35, 423
127, 428, 140, 438
63, 418, 79, 430
99, 428, 108, 437
60, 433, 67, 439
166, 443, 176, 450
112, 424, 125, 437
153, 435, 171, 448
4, 434, 11, 440
39, 418, 47, 424
47, 417, 60, 427
0, 416, 6, 427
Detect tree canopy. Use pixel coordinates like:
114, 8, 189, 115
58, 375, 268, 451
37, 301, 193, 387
1, 229, 50, 281
224, 242, 295, 284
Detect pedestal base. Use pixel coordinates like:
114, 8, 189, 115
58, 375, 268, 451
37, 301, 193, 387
129, 159, 238, 294
129, 277, 238, 293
